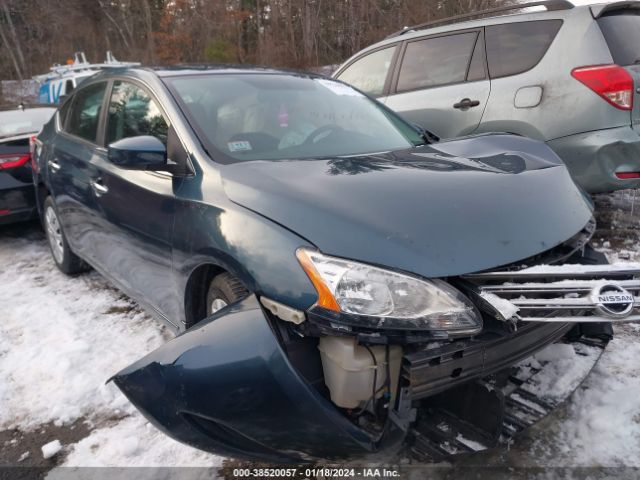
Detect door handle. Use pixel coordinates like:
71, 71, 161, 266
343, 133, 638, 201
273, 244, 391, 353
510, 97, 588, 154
453, 98, 481, 110
48, 160, 61, 172
90, 178, 108, 196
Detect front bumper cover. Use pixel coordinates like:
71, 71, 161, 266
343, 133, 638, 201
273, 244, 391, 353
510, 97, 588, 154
113, 296, 391, 462
112, 295, 608, 462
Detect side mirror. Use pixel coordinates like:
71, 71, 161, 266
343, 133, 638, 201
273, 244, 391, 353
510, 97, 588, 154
108, 136, 167, 170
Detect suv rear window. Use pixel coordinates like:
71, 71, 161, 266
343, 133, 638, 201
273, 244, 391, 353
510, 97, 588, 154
598, 11, 640, 67
486, 20, 562, 78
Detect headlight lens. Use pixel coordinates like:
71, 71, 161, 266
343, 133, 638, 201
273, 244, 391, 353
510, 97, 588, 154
296, 248, 481, 333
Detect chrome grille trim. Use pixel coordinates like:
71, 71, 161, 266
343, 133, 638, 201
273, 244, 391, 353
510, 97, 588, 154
480, 278, 640, 294
462, 265, 640, 323
519, 315, 640, 323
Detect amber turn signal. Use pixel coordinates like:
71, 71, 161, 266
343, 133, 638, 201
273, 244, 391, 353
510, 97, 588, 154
296, 249, 341, 312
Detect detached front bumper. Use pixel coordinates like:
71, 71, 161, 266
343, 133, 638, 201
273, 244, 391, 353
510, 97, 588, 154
112, 295, 608, 462
113, 296, 386, 462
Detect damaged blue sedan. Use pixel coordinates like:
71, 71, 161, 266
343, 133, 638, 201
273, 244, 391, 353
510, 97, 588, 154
33, 67, 640, 462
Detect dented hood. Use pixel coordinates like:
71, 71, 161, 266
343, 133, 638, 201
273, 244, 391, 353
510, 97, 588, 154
221, 134, 593, 277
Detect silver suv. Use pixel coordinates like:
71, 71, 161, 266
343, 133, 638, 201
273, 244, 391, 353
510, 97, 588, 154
333, 0, 640, 193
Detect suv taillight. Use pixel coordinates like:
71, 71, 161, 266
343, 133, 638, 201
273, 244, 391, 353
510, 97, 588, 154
0, 153, 31, 170
571, 65, 634, 111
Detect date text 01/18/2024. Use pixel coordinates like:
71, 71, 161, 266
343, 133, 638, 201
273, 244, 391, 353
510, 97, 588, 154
232, 468, 401, 477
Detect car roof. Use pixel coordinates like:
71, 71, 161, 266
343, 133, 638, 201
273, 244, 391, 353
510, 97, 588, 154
151, 65, 298, 77
88, 64, 325, 81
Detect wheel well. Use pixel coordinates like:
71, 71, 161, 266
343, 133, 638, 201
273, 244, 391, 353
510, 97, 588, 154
184, 263, 227, 329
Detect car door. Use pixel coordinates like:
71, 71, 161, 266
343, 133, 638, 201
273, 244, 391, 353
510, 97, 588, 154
49, 81, 108, 261
383, 30, 490, 139
88, 79, 179, 324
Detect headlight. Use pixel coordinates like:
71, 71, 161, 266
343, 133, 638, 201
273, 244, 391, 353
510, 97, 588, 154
296, 248, 481, 334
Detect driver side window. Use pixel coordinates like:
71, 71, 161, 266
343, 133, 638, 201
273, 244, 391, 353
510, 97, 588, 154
106, 81, 168, 146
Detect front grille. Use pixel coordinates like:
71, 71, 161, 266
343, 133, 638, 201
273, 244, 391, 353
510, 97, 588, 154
461, 265, 640, 323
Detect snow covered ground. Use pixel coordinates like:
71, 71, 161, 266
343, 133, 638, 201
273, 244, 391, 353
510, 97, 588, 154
0, 223, 222, 470
0, 190, 639, 475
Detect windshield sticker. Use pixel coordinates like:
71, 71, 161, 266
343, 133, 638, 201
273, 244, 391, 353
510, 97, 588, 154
315, 79, 364, 97
228, 140, 252, 152
278, 104, 289, 128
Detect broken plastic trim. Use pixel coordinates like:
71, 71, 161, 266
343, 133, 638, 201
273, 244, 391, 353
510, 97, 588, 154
111, 295, 403, 462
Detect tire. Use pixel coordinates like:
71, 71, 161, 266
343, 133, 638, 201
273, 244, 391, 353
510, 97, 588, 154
43, 196, 87, 275
206, 272, 249, 316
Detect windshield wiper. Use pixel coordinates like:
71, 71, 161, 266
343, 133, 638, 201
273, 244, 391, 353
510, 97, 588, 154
412, 123, 439, 145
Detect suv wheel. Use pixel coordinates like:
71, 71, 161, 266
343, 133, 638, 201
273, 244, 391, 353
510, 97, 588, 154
206, 272, 249, 316
43, 196, 86, 275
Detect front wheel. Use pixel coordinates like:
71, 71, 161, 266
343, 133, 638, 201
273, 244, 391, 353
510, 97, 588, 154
43, 196, 87, 275
206, 272, 249, 316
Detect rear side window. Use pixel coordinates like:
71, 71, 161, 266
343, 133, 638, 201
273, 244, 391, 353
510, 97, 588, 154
598, 12, 640, 67
467, 33, 487, 82
486, 20, 562, 78
337, 46, 396, 96
66, 82, 107, 142
397, 32, 478, 92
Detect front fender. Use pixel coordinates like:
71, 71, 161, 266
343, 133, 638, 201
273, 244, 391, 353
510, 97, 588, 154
112, 296, 392, 462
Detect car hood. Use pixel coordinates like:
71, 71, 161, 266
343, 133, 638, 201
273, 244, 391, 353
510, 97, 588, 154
220, 134, 593, 278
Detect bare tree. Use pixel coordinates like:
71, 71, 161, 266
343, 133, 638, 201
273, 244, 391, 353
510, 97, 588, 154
0, 0, 515, 80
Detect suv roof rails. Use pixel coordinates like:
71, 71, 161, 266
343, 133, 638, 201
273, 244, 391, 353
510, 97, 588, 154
386, 0, 574, 39
32, 51, 141, 83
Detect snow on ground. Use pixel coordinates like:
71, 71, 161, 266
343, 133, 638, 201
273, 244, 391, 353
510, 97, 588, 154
523, 342, 604, 405
0, 235, 163, 428
58, 415, 220, 468
536, 323, 640, 466
0, 225, 223, 467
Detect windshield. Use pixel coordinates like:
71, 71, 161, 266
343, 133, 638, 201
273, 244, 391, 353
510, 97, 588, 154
0, 108, 56, 138
164, 73, 423, 162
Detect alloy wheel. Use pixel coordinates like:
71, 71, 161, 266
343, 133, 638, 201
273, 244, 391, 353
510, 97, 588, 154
45, 206, 64, 264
